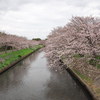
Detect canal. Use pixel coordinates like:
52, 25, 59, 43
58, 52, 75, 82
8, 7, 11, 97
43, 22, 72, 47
0, 50, 93, 100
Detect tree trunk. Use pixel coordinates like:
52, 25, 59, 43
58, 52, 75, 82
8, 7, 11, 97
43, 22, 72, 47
5, 45, 7, 53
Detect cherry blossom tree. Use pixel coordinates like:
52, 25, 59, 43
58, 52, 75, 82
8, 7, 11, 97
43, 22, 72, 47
45, 16, 100, 76
66, 16, 100, 57
0, 32, 39, 53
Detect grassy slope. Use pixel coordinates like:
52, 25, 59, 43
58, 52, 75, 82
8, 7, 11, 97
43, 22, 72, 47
0, 45, 43, 69
72, 68, 100, 100
62, 54, 100, 100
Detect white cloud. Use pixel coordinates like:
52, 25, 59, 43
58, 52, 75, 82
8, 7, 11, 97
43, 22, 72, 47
0, 0, 100, 39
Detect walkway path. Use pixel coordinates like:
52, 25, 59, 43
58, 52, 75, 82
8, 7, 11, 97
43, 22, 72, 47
0, 50, 17, 54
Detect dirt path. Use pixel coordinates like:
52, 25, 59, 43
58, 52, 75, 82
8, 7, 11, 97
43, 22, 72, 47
0, 50, 16, 54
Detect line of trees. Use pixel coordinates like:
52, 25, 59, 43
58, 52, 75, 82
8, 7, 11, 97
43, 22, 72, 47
0, 32, 39, 53
45, 16, 100, 71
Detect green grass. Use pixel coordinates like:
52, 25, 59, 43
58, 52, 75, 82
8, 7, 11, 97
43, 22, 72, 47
89, 57, 100, 69
89, 59, 97, 65
97, 64, 100, 69
73, 68, 86, 79
72, 68, 93, 85
61, 57, 65, 60
72, 68, 100, 99
96, 55, 100, 60
0, 45, 43, 69
73, 54, 84, 58
95, 88, 100, 94
73, 54, 100, 69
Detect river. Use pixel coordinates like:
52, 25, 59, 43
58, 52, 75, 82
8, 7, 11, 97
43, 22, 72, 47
0, 50, 93, 100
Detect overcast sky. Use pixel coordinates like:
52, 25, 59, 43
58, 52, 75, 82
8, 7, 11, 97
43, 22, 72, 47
0, 0, 100, 39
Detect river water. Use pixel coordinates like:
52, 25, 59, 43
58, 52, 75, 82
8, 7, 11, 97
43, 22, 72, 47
0, 50, 93, 100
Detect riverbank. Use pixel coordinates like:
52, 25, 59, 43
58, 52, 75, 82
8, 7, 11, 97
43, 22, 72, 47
0, 45, 43, 74
62, 56, 100, 100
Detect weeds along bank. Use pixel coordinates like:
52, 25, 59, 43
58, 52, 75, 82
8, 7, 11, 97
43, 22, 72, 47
45, 16, 100, 99
0, 45, 43, 73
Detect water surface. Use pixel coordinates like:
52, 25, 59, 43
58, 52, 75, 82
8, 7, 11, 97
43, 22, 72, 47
0, 50, 93, 100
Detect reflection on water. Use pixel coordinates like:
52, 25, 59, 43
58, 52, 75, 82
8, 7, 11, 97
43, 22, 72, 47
46, 68, 89, 100
0, 50, 93, 100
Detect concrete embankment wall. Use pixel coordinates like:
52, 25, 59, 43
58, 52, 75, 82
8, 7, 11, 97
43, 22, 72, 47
61, 59, 99, 100
67, 67, 98, 100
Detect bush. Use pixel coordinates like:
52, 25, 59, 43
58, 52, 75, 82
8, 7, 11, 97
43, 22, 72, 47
18, 55, 22, 58
97, 64, 100, 69
89, 59, 97, 65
